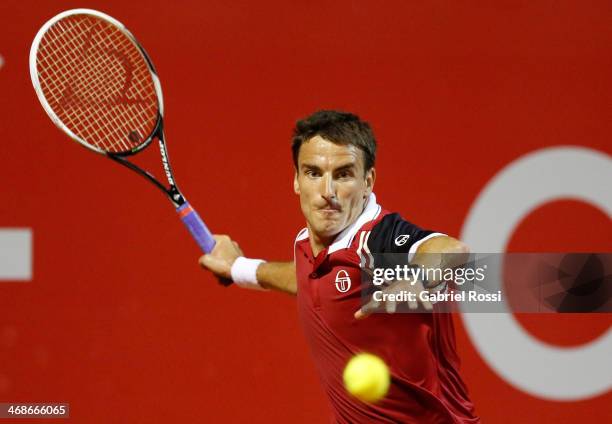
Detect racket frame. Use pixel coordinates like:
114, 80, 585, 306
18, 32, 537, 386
29, 8, 164, 157
29, 9, 186, 207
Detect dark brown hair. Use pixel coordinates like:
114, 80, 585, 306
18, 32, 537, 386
291, 110, 377, 171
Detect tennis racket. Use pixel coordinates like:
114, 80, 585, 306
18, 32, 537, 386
29, 9, 230, 285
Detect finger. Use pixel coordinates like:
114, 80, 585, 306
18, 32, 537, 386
408, 295, 418, 310
213, 234, 232, 245
199, 254, 216, 269
414, 286, 433, 311
199, 254, 226, 273
421, 298, 433, 311
198, 255, 207, 267
385, 299, 397, 313
355, 298, 380, 319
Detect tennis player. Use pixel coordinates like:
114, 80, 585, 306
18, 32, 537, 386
200, 110, 479, 423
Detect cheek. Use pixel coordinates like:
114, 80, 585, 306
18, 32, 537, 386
297, 185, 313, 209
298, 179, 317, 200
339, 181, 365, 200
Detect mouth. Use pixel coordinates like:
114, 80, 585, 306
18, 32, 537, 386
317, 208, 341, 215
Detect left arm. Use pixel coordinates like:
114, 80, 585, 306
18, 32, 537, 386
355, 235, 470, 319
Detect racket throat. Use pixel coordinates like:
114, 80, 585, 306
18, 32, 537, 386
106, 153, 186, 208
167, 186, 186, 208
158, 138, 176, 186
156, 137, 185, 207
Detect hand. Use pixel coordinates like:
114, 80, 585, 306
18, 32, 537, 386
354, 278, 433, 319
198, 235, 244, 279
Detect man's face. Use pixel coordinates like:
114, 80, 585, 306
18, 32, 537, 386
294, 135, 375, 244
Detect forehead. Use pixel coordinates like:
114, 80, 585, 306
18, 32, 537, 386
298, 135, 363, 167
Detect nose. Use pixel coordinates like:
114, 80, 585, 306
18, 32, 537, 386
321, 173, 336, 202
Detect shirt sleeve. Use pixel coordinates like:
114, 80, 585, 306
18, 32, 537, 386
364, 213, 448, 299
366, 213, 446, 263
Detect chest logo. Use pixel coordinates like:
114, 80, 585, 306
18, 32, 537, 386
394, 234, 410, 246
335, 270, 352, 293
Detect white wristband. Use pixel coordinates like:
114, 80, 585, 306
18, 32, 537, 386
231, 257, 266, 290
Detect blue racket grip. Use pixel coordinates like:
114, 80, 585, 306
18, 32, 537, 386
177, 203, 233, 287
177, 203, 216, 253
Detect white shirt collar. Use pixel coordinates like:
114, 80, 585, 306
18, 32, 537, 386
328, 192, 381, 253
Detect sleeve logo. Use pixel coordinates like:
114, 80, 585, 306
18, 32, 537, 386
394, 234, 410, 246
335, 270, 351, 293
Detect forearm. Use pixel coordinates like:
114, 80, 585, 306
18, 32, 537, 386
199, 235, 298, 294
256, 261, 297, 295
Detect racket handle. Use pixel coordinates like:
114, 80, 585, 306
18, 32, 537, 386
177, 203, 233, 287
177, 203, 216, 253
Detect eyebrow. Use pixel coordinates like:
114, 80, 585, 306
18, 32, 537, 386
300, 162, 356, 171
333, 163, 356, 172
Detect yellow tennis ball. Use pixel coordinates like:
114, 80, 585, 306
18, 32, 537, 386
343, 353, 390, 403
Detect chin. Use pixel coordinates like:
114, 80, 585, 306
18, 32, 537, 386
313, 222, 344, 239
308, 213, 348, 236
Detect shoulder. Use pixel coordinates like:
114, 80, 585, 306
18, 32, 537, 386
360, 212, 446, 260
293, 227, 309, 254
294, 227, 309, 243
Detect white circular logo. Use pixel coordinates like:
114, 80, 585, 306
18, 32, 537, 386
394, 234, 410, 246
461, 146, 612, 401
335, 270, 352, 293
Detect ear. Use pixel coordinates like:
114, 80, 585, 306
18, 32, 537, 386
293, 172, 300, 195
364, 167, 376, 198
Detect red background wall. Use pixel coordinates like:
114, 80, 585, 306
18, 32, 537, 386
1, 1, 610, 422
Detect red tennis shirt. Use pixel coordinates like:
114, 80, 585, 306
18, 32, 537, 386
294, 194, 480, 423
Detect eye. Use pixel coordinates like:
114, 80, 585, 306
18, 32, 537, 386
336, 170, 353, 179
304, 169, 321, 177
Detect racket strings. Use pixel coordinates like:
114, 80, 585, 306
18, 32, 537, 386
36, 14, 158, 153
